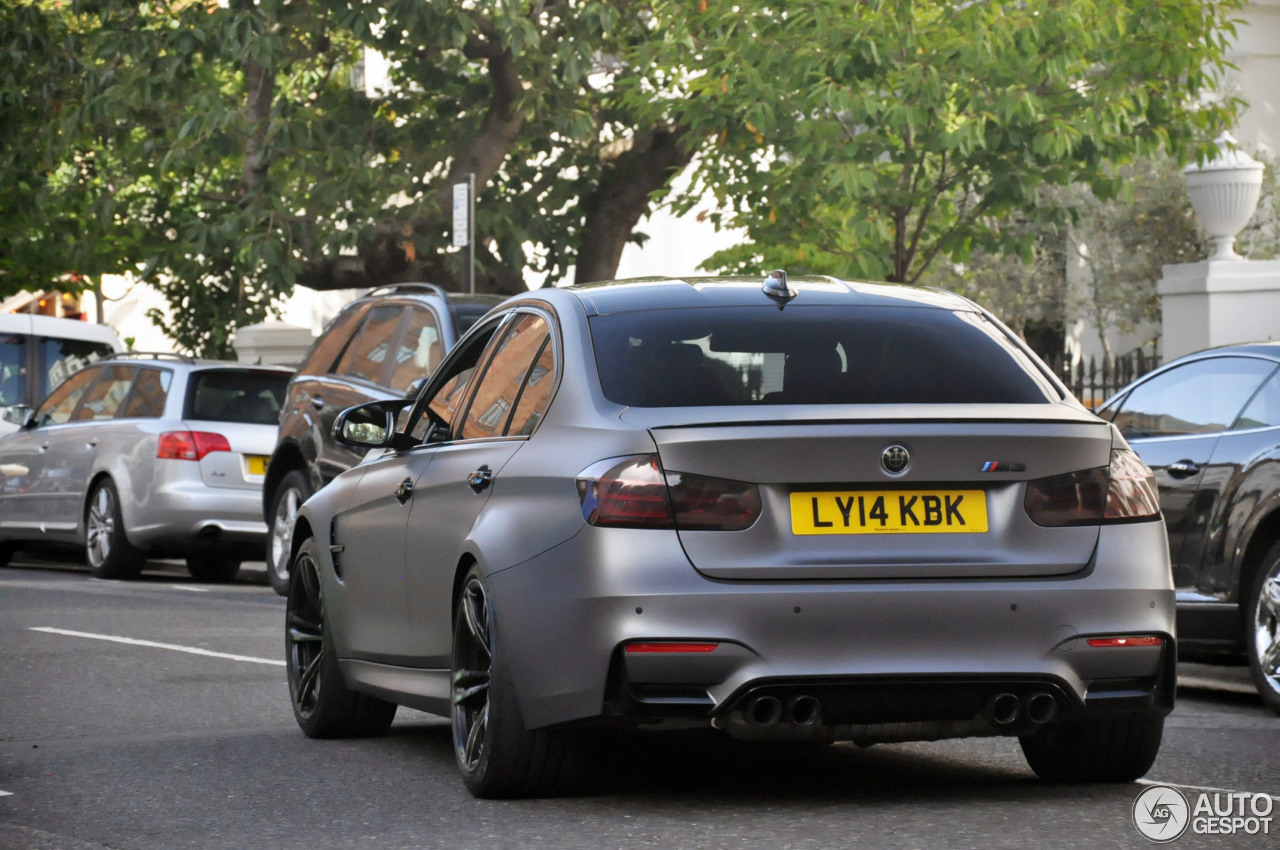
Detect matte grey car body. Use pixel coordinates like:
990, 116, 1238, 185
285, 276, 1176, 798
0, 353, 292, 581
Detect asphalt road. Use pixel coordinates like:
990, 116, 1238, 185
1, 555, 1277, 850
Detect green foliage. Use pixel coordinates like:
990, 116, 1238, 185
640, 0, 1244, 284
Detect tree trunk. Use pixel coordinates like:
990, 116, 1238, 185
574, 127, 696, 285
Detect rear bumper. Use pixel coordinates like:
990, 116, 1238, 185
119, 476, 267, 555
487, 518, 1175, 733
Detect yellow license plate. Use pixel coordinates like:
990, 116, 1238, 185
790, 489, 988, 535
247, 455, 268, 476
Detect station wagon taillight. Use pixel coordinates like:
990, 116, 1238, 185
576, 454, 761, 531
1024, 448, 1160, 527
157, 431, 232, 461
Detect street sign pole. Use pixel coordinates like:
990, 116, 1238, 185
452, 174, 475, 294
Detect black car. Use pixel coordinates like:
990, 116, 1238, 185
1096, 341, 1280, 713
263, 283, 503, 593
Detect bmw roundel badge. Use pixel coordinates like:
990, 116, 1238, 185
881, 445, 910, 475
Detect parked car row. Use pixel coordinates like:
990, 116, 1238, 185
4, 280, 1280, 745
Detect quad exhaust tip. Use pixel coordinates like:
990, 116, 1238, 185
984, 691, 1058, 726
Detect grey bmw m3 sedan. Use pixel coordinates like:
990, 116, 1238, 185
284, 274, 1174, 798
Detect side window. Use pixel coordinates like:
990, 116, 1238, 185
35, 366, 101, 426
334, 305, 406, 385
507, 337, 555, 437
73, 365, 137, 421
1233, 369, 1280, 430
297, 303, 367, 376
409, 319, 505, 442
389, 307, 443, 393
1111, 358, 1276, 438
458, 315, 551, 441
0, 334, 25, 406
121, 368, 172, 418
38, 337, 115, 400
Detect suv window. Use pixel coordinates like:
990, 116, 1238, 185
335, 305, 405, 385
1111, 358, 1276, 438
588, 305, 1055, 407
458, 314, 552, 440
297, 303, 369, 376
74, 365, 136, 421
36, 366, 101, 425
389, 306, 443, 392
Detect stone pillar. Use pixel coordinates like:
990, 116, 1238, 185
1157, 260, 1280, 360
1158, 133, 1277, 360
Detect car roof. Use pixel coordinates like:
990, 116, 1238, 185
0, 314, 123, 347
558, 275, 979, 316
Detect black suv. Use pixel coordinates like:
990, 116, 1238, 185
263, 283, 503, 593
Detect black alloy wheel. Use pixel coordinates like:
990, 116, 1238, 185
285, 537, 396, 737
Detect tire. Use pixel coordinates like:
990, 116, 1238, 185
267, 470, 312, 596
286, 537, 396, 738
186, 556, 241, 583
1019, 712, 1164, 783
1245, 541, 1280, 715
84, 479, 145, 579
451, 566, 585, 798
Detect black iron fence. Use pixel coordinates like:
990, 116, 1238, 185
1041, 349, 1161, 409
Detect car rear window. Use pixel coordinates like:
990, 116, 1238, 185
185, 369, 290, 424
588, 306, 1058, 407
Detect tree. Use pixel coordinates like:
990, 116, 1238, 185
3, 0, 698, 356
640, 0, 1244, 285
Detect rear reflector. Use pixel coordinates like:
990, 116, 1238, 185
157, 431, 232, 461
1086, 636, 1164, 648
624, 643, 719, 654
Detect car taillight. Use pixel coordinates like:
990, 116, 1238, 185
577, 454, 761, 531
157, 431, 232, 461
1025, 448, 1160, 527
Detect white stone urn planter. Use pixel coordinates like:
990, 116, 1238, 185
1185, 132, 1265, 261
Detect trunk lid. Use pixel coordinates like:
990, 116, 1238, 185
627, 403, 1112, 580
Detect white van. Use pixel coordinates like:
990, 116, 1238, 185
0, 314, 123, 435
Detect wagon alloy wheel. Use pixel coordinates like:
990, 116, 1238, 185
84, 480, 143, 579
287, 547, 326, 720
452, 578, 493, 772
1247, 543, 1280, 715
285, 537, 396, 738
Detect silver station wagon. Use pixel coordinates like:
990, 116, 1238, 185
0, 353, 292, 581
284, 274, 1173, 798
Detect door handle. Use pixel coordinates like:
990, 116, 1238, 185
1167, 460, 1201, 479
86, 439, 98, 449
39, 442, 50, 452
467, 465, 493, 494
394, 477, 414, 504
311, 397, 326, 411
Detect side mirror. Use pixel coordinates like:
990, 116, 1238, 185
2, 405, 35, 428
332, 399, 413, 449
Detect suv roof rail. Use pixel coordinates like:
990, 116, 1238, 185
106, 351, 197, 364
365, 282, 451, 299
